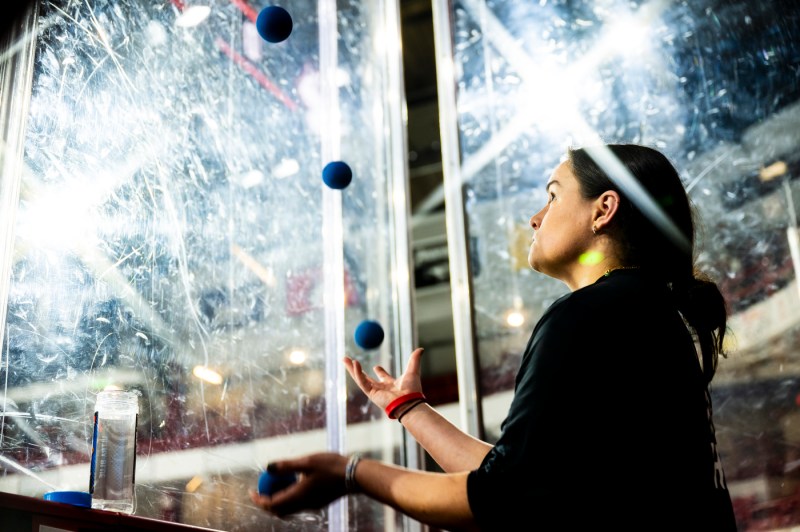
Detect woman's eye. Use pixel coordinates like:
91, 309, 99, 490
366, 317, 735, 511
548, 193, 555, 203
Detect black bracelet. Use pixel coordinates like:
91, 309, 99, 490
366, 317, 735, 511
396, 399, 426, 423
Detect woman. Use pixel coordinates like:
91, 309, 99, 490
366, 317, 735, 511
251, 144, 737, 531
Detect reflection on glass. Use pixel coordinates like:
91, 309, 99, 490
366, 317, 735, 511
0, 1, 409, 530
442, 0, 800, 529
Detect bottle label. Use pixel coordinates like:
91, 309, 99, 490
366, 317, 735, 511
89, 411, 98, 494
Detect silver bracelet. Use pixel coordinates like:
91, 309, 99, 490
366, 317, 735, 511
345, 452, 362, 493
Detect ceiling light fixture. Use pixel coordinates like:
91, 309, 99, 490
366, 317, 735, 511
176, 5, 211, 28
192, 365, 223, 385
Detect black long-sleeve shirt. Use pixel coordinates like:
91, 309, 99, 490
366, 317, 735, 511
467, 269, 737, 531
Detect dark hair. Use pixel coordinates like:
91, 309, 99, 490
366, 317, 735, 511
568, 144, 727, 384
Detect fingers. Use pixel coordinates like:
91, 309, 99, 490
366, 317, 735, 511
258, 480, 309, 517
405, 347, 424, 376
344, 358, 374, 391
342, 357, 357, 379
252, 453, 346, 518
250, 490, 270, 510
368, 350, 423, 381
252, 459, 309, 516
249, 484, 306, 517
372, 365, 393, 381
266, 456, 307, 476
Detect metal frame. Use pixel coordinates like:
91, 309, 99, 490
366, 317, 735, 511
0, 1, 38, 419
430, 0, 485, 439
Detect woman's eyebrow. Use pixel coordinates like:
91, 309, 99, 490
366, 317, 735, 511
546, 180, 560, 192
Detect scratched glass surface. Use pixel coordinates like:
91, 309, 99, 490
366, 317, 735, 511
0, 1, 407, 530
447, 0, 800, 527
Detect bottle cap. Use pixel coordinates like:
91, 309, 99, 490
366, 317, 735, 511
43, 490, 91, 508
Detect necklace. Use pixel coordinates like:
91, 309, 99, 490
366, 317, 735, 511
604, 265, 640, 277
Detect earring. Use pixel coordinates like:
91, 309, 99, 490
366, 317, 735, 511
592, 226, 597, 235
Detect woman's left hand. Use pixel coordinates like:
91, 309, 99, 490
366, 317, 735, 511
343, 348, 424, 413
250, 453, 348, 517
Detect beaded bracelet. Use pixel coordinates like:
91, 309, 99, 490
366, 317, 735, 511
396, 399, 426, 423
384, 392, 426, 419
345, 452, 362, 493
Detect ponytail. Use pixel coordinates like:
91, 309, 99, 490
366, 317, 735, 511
671, 273, 728, 385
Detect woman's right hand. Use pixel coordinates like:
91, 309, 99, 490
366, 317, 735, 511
343, 347, 424, 412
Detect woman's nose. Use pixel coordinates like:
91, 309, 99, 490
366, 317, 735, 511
530, 205, 545, 229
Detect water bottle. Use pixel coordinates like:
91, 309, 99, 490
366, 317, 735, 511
89, 389, 139, 514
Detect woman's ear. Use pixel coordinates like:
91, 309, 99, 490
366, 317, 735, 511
592, 190, 621, 232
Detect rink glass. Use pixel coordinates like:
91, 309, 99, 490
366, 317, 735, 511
433, 0, 800, 529
0, 1, 414, 531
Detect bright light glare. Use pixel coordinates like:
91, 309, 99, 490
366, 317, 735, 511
516, 69, 585, 134
603, 15, 650, 56
505, 310, 525, 328
192, 365, 223, 385
176, 6, 211, 28
336, 68, 351, 87
288, 349, 308, 366
17, 189, 95, 249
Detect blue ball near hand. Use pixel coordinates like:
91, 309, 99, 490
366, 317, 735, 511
354, 320, 384, 350
258, 470, 297, 496
322, 161, 353, 189
256, 6, 293, 43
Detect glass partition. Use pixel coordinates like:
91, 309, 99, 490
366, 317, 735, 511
435, 0, 800, 529
0, 1, 413, 530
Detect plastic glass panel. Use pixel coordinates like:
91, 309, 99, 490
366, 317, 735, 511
442, 0, 800, 528
0, 1, 411, 531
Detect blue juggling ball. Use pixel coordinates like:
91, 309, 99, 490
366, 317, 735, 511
354, 320, 384, 350
256, 6, 293, 43
322, 161, 353, 189
258, 470, 297, 496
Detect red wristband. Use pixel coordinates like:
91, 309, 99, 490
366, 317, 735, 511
385, 392, 426, 419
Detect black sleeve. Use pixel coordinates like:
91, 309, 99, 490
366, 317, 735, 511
467, 294, 594, 528
465, 273, 738, 530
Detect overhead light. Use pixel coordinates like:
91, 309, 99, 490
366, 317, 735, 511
186, 476, 203, 493
233, 169, 264, 188
230, 244, 277, 287
759, 161, 788, 181
505, 310, 525, 328
273, 158, 300, 179
504, 296, 526, 328
176, 5, 211, 28
192, 365, 223, 385
146, 21, 168, 46
288, 349, 308, 366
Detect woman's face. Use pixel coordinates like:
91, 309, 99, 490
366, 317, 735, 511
528, 161, 596, 280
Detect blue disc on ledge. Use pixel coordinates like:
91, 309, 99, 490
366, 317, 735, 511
44, 491, 91, 508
